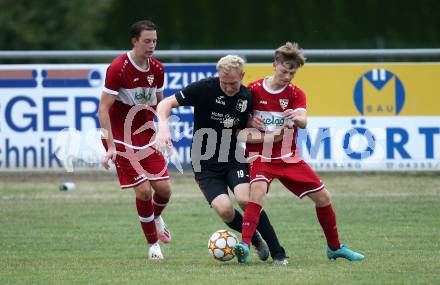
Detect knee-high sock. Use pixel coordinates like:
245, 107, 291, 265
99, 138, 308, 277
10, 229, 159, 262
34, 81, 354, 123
153, 192, 170, 218
257, 210, 283, 257
242, 202, 262, 246
316, 204, 341, 250
136, 198, 158, 244
225, 209, 262, 246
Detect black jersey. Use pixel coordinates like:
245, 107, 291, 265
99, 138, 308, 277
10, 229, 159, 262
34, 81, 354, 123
175, 77, 252, 171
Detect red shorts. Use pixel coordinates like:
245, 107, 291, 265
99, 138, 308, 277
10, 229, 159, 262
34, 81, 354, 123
249, 159, 324, 198
102, 140, 169, 189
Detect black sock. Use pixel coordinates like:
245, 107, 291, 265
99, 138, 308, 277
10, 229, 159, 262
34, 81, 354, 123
226, 209, 260, 246
256, 210, 282, 258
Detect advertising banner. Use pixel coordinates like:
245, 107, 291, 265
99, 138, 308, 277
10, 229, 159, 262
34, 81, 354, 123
0, 63, 439, 171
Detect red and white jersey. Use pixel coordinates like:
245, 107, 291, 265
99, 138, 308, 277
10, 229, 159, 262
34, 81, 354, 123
103, 52, 164, 148
246, 78, 307, 161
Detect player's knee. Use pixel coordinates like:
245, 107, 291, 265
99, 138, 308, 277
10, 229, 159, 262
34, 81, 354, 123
250, 183, 267, 204
232, 183, 250, 209
160, 189, 171, 199
212, 197, 235, 222
134, 184, 153, 200
316, 197, 331, 207
236, 197, 248, 210
152, 181, 172, 198
135, 191, 152, 200
312, 189, 331, 207
234, 190, 249, 210
217, 206, 235, 222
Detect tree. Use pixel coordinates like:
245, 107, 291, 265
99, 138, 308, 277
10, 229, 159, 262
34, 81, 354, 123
0, 0, 114, 50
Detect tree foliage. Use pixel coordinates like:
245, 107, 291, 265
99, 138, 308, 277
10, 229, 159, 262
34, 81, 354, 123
0, 0, 113, 50
1, 0, 439, 50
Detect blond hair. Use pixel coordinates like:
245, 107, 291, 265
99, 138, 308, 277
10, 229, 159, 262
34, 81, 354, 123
274, 42, 306, 69
216, 55, 245, 74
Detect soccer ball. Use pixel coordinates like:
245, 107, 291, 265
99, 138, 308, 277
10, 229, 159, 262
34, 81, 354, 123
207, 229, 238, 261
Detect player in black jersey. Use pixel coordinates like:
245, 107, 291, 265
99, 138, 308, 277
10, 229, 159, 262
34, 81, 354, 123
156, 55, 286, 263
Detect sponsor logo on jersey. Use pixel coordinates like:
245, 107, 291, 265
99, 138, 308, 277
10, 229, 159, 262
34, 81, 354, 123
262, 115, 285, 126
147, 74, 154, 85
236, 99, 247, 112
134, 88, 153, 101
353, 68, 405, 116
223, 114, 238, 128
259, 100, 267, 105
223, 118, 234, 128
211, 111, 223, 118
279, 99, 289, 110
133, 77, 139, 82
216, 96, 226, 105
210, 111, 224, 122
254, 110, 285, 132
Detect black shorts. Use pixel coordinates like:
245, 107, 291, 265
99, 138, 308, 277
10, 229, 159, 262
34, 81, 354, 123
194, 163, 249, 205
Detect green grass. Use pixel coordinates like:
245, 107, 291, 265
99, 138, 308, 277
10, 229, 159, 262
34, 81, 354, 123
1, 171, 439, 284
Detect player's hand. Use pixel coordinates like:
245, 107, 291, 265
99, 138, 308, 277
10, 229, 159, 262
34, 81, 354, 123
283, 109, 301, 128
283, 109, 298, 120
155, 128, 173, 154
103, 146, 117, 170
250, 116, 265, 131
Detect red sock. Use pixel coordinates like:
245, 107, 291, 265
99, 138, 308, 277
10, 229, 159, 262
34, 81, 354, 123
242, 202, 262, 246
316, 204, 341, 250
136, 198, 158, 244
153, 192, 170, 218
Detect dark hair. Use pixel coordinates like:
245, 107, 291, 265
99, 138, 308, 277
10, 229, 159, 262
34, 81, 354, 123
130, 20, 157, 40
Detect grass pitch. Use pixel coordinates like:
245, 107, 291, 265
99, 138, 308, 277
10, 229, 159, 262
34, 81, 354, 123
1, 171, 439, 285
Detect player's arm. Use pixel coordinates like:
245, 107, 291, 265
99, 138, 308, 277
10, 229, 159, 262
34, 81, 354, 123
156, 91, 164, 103
284, 109, 307, 129
236, 128, 284, 144
156, 95, 180, 149
98, 92, 117, 169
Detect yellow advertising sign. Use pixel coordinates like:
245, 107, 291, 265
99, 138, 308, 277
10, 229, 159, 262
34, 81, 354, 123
244, 63, 440, 116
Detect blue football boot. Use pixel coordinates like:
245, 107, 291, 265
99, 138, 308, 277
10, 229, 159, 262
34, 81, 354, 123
327, 244, 365, 261
234, 242, 250, 263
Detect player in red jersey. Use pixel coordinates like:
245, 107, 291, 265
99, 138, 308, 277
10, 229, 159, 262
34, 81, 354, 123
234, 42, 365, 264
98, 20, 171, 260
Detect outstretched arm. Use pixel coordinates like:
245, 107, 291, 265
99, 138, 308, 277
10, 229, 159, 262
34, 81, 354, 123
156, 95, 180, 149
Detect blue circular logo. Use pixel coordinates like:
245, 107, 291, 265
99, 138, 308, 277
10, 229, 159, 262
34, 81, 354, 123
353, 69, 405, 115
